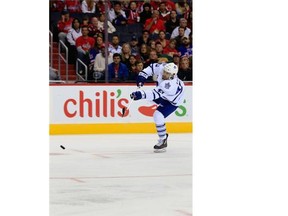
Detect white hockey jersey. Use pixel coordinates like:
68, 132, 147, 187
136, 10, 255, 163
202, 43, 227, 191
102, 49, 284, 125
138, 63, 185, 106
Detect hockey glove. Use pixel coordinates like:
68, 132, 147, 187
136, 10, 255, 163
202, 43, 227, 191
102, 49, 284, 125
130, 91, 145, 100
136, 75, 146, 87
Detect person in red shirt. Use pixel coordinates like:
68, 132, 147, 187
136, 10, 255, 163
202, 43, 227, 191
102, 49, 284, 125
161, 0, 176, 12
126, 1, 140, 24
163, 39, 179, 58
156, 30, 170, 49
158, 2, 171, 23
144, 10, 165, 40
88, 16, 100, 38
75, 25, 95, 75
65, 0, 81, 14
57, 10, 73, 43
150, 0, 161, 11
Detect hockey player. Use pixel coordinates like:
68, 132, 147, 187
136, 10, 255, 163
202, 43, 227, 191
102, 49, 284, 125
130, 62, 185, 152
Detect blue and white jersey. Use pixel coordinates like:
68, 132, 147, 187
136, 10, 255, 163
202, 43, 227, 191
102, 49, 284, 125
138, 63, 185, 106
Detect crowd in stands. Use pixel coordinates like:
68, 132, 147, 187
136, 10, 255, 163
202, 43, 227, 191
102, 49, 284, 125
50, 0, 192, 82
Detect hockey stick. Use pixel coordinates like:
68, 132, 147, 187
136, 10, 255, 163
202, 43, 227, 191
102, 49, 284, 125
121, 87, 141, 117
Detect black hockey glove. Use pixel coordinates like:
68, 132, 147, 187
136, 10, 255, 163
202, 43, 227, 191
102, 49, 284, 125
136, 75, 146, 87
130, 91, 144, 100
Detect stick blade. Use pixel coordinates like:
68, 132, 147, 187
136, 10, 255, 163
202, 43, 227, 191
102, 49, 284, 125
121, 107, 127, 117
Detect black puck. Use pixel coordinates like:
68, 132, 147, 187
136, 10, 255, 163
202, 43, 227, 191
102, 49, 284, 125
60, 145, 65, 149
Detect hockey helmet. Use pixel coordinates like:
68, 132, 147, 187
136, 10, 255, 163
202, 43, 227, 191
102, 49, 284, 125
163, 63, 178, 75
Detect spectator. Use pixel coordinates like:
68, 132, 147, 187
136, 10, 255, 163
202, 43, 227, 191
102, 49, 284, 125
138, 30, 150, 47
50, 0, 65, 12
139, 44, 150, 62
120, 43, 132, 65
177, 36, 192, 58
108, 2, 127, 26
108, 35, 122, 54
156, 30, 169, 48
139, 2, 152, 25
66, 18, 82, 64
165, 10, 179, 36
92, 44, 113, 81
49, 67, 60, 80
88, 16, 100, 38
126, 1, 140, 24
98, 13, 116, 34
81, 16, 90, 27
144, 10, 165, 39
136, 61, 144, 73
150, 0, 161, 11
175, 0, 190, 18
163, 39, 179, 58
158, 2, 171, 23
127, 55, 138, 80
81, 0, 96, 14
178, 56, 192, 81
174, 26, 186, 47
161, 0, 176, 12
148, 39, 156, 50
155, 42, 172, 63
89, 35, 104, 70
95, 0, 111, 16
170, 18, 191, 39
66, 0, 81, 14
57, 10, 73, 43
172, 53, 181, 67
108, 53, 129, 82
130, 35, 140, 56
75, 25, 95, 74
90, 35, 104, 57
144, 49, 158, 67
121, 0, 130, 12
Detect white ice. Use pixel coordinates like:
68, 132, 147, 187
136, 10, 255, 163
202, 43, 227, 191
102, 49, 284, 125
50, 133, 192, 216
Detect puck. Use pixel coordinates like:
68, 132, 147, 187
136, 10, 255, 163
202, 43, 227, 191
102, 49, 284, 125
60, 145, 65, 149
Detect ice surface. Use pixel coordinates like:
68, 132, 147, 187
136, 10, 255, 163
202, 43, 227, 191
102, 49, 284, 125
50, 133, 192, 216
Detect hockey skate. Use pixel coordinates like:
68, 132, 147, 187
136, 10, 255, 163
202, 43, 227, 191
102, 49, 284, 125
154, 134, 169, 153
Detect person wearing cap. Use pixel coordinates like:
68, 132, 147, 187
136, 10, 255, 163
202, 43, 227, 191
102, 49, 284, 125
57, 10, 73, 43
177, 36, 192, 58
130, 35, 140, 56
92, 44, 113, 81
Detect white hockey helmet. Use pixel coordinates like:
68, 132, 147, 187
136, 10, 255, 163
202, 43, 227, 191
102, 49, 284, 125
163, 63, 178, 76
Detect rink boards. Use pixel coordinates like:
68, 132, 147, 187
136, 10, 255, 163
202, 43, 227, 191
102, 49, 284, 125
49, 83, 192, 135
